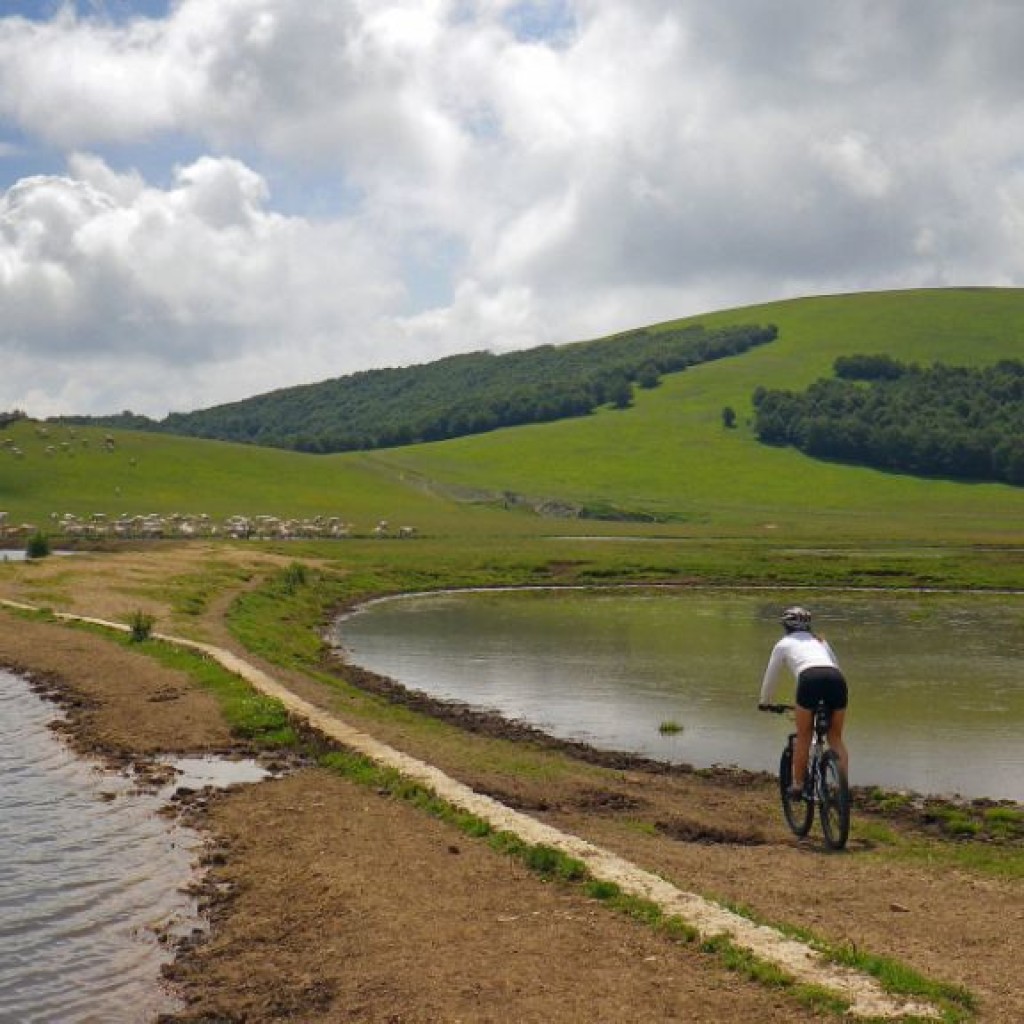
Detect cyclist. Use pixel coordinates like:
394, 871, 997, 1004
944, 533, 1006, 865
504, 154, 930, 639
758, 606, 849, 798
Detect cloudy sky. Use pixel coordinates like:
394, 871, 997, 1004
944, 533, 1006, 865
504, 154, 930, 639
2, 1, 1023, 419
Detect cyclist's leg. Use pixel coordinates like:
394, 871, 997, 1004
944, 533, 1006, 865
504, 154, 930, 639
822, 669, 850, 780
827, 708, 849, 778
793, 670, 820, 792
792, 706, 813, 790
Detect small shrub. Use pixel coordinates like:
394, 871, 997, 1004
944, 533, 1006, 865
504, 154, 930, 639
935, 809, 980, 838
25, 532, 50, 559
978, 806, 1023, 841
129, 610, 155, 642
585, 879, 622, 901
658, 719, 683, 735
867, 789, 913, 814
983, 806, 1021, 822
279, 561, 308, 595
524, 844, 588, 882
662, 916, 700, 943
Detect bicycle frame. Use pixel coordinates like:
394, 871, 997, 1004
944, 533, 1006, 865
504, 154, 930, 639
764, 701, 850, 849
803, 703, 832, 797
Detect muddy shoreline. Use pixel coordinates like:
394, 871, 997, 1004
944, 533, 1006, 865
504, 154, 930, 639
331, 656, 1021, 823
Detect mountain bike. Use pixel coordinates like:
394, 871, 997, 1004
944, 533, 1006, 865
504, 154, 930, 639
760, 701, 851, 850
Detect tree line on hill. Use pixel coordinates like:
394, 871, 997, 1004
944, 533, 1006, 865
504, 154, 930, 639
752, 355, 1024, 485
61, 323, 777, 452
0, 410, 27, 430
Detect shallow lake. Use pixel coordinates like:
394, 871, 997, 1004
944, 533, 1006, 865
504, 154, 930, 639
337, 587, 1024, 802
0, 670, 271, 1022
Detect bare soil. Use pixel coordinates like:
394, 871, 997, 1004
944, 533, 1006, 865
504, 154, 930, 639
1, 546, 1022, 1023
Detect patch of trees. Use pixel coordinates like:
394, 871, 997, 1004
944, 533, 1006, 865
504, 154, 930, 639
0, 409, 27, 430
752, 356, 1024, 485
63, 323, 777, 453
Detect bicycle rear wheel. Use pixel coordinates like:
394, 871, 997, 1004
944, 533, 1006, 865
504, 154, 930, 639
817, 750, 851, 850
779, 742, 812, 837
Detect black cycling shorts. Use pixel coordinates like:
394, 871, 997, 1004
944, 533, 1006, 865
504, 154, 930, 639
796, 666, 848, 711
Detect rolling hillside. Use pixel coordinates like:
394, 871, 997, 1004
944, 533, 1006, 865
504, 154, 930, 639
65, 322, 776, 452
362, 288, 1024, 543
3, 287, 1024, 545
0, 422, 504, 539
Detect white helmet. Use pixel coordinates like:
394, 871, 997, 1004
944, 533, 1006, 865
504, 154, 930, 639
781, 606, 812, 632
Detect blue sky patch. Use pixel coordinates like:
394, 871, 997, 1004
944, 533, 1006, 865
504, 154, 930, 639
6, 0, 170, 23
502, 0, 577, 46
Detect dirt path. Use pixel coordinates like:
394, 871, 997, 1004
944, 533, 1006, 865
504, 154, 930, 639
1, 547, 1021, 1022
0, 610, 820, 1024
149, 629, 935, 1019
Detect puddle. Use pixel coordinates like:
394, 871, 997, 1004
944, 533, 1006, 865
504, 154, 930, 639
158, 755, 274, 794
0, 549, 78, 562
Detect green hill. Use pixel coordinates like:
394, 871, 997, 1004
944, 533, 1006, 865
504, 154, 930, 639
65, 322, 776, 452
0, 422, 497, 540
363, 288, 1024, 543
3, 288, 1024, 546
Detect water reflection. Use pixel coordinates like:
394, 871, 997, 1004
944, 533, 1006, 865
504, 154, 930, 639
161, 756, 271, 792
337, 588, 1024, 802
0, 549, 76, 562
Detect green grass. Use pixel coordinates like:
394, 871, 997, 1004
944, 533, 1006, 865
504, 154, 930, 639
318, 740, 984, 1022
858, 789, 1024, 859
118, 632, 299, 746
3, 288, 1024, 546
42, 612, 302, 746
715, 894, 976, 1023
876, 831, 1024, 881
368, 288, 1024, 543
828, 946, 975, 1023
983, 806, 1024, 840
0, 419, 503, 539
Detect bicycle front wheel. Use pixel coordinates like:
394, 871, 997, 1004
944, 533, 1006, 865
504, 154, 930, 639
779, 743, 812, 837
817, 750, 851, 850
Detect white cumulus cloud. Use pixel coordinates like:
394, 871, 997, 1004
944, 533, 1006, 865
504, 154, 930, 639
1, 1, 1024, 417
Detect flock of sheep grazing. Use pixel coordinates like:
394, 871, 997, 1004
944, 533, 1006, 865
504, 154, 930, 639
0, 510, 417, 544
1, 426, 418, 545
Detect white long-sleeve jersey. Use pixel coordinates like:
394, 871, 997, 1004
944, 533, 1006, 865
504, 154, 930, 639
759, 631, 839, 705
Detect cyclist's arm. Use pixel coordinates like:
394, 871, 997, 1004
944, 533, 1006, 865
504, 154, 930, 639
758, 644, 787, 706
821, 637, 840, 668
